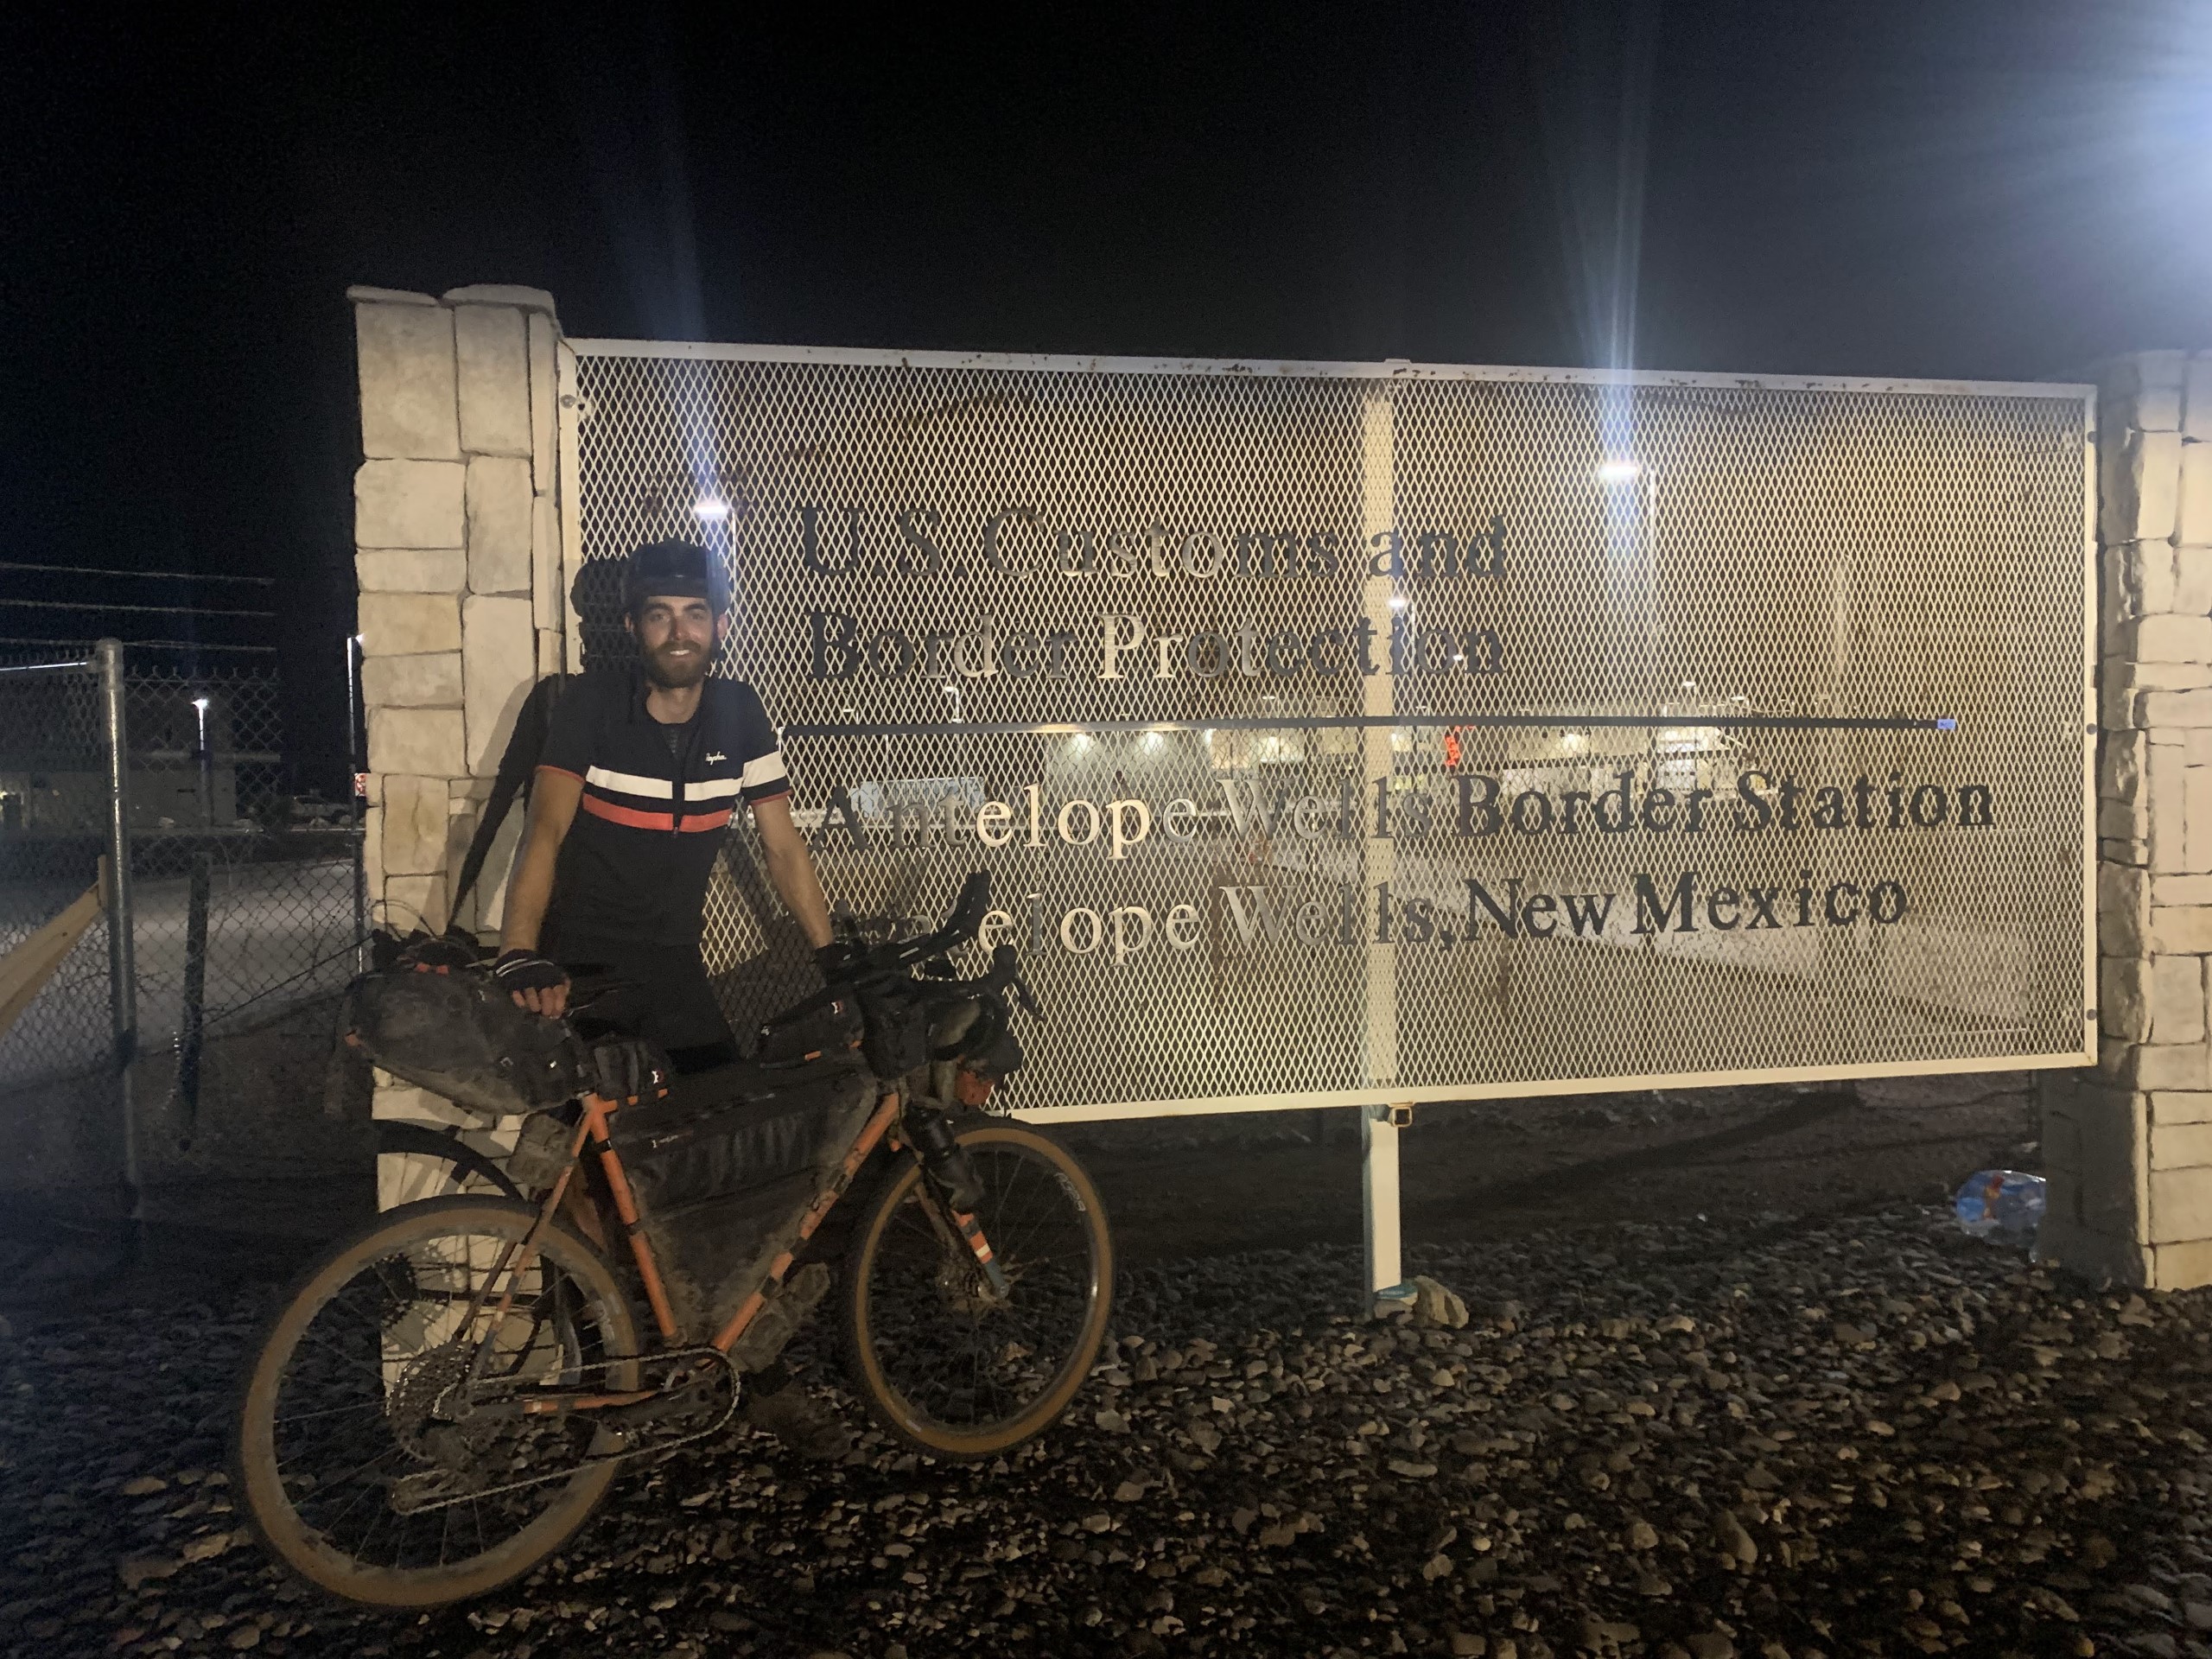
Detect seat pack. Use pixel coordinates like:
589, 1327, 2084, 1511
342, 964, 581, 1122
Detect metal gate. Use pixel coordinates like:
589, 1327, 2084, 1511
564, 346, 2094, 1121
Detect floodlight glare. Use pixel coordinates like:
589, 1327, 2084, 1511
692, 497, 731, 521
191, 696, 211, 712
1388, 594, 1408, 613
1597, 458, 1643, 485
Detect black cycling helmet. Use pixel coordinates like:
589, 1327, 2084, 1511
623, 539, 731, 617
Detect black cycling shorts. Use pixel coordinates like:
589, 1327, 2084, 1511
545, 927, 736, 1074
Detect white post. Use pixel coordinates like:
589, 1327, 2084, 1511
1358, 392, 1410, 1314
1363, 1103, 1412, 1312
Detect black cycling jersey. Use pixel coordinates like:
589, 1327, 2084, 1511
536, 667, 788, 949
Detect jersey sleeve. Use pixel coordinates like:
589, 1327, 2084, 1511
733, 683, 790, 803
536, 674, 598, 781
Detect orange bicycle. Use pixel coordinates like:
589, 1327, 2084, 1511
230, 874, 1112, 1608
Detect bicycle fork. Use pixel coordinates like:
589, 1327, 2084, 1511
900, 1133, 1010, 1300
947, 1204, 1011, 1300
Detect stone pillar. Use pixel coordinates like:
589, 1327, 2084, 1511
350, 283, 569, 1155
2043, 348, 2212, 1288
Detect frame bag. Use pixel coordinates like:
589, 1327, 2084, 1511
608, 1052, 878, 1344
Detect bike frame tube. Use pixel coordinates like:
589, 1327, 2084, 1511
475, 1087, 1015, 1418
580, 1095, 682, 1342
709, 1092, 905, 1354
459, 1121, 592, 1345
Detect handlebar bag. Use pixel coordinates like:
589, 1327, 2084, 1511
341, 965, 581, 1122
607, 1052, 877, 1344
854, 980, 930, 1079
952, 993, 1027, 1085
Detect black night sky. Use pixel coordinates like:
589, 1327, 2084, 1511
5, 2, 2211, 789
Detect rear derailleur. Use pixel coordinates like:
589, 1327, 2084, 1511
385, 1341, 741, 1515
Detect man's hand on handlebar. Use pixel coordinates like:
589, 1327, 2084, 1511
494, 949, 571, 1017
814, 938, 870, 987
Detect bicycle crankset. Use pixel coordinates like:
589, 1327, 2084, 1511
388, 1344, 742, 1516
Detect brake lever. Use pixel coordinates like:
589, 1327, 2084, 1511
1011, 975, 1043, 1021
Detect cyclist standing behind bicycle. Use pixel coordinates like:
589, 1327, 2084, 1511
493, 538, 852, 1067
491, 539, 858, 1459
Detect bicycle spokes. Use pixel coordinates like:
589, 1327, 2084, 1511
861, 1139, 1102, 1432
264, 1227, 626, 1573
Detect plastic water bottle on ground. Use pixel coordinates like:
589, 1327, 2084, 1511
1953, 1169, 2045, 1237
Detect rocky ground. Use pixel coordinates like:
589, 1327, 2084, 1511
1075, 1072, 2040, 1266
6, 1197, 2212, 1659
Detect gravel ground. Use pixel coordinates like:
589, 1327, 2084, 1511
6, 1203, 2212, 1659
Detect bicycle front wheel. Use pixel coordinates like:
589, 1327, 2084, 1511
232, 1197, 639, 1607
841, 1122, 1113, 1459
375, 1121, 522, 1205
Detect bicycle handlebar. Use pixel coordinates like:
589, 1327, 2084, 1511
911, 941, 1033, 1009
856, 876, 1045, 1020
760, 873, 1041, 1046
855, 870, 993, 974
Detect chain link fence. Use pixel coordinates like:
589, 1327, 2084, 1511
0, 644, 365, 1179
0, 655, 115, 1097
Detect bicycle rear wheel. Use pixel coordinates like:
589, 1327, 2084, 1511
840, 1122, 1112, 1459
232, 1197, 638, 1607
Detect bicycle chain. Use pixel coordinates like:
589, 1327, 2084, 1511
389, 1344, 743, 1516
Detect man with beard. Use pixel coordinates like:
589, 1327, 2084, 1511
493, 537, 838, 1071
493, 541, 853, 1458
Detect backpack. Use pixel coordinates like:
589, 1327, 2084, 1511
447, 673, 570, 924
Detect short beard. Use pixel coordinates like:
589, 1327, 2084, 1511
641, 639, 710, 690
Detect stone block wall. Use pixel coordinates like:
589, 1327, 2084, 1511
350, 283, 566, 941
2044, 348, 2212, 1289
350, 283, 569, 1146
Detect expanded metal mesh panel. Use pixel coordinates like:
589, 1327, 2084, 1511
571, 348, 2091, 1116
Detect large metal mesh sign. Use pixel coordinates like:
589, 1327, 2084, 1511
565, 345, 2094, 1118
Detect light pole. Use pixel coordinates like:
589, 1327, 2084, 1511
192, 696, 213, 826
345, 634, 364, 798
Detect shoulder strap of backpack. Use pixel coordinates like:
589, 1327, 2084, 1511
449, 674, 569, 920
